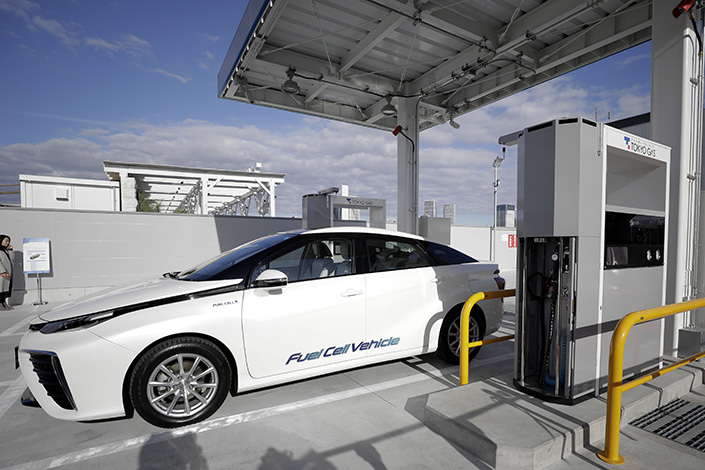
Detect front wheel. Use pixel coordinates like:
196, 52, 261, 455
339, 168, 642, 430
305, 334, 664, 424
437, 307, 485, 364
130, 337, 231, 428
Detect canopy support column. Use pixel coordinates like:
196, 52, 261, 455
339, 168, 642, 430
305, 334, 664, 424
396, 97, 420, 234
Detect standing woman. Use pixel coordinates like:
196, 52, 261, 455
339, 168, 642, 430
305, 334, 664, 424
0, 235, 14, 310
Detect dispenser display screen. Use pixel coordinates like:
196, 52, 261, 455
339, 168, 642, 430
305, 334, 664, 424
604, 211, 665, 269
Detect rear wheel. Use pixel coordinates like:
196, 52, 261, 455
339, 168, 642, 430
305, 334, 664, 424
130, 337, 231, 428
437, 307, 485, 364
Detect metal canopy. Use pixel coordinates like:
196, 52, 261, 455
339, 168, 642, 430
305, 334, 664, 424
103, 161, 285, 216
218, 0, 652, 132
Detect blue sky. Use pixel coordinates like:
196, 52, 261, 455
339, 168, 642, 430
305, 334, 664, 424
0, 0, 652, 225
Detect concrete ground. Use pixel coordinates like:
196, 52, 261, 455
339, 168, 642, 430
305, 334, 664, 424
1, 287, 703, 469
424, 351, 705, 470
0, 301, 512, 470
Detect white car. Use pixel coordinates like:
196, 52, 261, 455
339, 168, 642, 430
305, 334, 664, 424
17, 227, 505, 428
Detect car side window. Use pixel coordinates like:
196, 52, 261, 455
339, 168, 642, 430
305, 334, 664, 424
425, 241, 478, 265
366, 238, 431, 272
250, 238, 355, 286
268, 245, 305, 280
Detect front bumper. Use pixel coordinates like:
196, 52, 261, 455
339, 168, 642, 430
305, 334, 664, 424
21, 387, 40, 408
18, 327, 137, 422
26, 350, 77, 410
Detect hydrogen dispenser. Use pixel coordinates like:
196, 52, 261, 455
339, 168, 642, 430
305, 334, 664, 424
512, 118, 670, 403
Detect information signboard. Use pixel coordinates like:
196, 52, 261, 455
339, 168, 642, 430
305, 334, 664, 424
23, 238, 51, 274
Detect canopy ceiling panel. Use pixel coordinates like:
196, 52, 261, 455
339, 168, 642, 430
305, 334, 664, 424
219, 0, 652, 132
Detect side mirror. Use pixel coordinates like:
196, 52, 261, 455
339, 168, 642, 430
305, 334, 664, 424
253, 269, 288, 289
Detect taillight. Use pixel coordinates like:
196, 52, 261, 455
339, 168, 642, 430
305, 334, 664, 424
494, 269, 506, 290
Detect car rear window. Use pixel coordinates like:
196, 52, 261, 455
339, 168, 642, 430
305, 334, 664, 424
425, 242, 477, 265
366, 238, 431, 272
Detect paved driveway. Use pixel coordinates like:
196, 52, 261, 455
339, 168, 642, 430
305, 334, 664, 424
0, 303, 515, 470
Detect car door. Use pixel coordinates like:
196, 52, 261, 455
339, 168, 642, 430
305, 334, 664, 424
363, 236, 444, 357
241, 235, 367, 378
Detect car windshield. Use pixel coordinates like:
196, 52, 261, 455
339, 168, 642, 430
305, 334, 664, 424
176, 231, 301, 281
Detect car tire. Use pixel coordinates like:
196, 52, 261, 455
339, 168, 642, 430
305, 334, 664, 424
130, 336, 231, 428
437, 306, 485, 364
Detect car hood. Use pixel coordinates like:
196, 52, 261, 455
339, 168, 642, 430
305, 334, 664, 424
37, 276, 243, 322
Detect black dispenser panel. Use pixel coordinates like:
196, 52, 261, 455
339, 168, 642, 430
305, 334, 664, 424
604, 211, 665, 270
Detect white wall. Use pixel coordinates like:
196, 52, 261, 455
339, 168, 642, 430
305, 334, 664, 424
20, 175, 120, 211
1, 207, 517, 306
450, 226, 516, 269
1, 208, 301, 305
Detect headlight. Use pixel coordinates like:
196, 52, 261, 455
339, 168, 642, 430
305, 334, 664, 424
40, 310, 116, 334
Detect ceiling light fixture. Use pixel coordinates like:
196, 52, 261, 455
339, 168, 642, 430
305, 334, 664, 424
281, 67, 300, 94
234, 75, 255, 103
381, 96, 397, 116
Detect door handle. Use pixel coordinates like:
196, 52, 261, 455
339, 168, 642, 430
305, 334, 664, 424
341, 289, 363, 297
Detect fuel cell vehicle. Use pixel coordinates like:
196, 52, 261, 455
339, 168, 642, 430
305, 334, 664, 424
17, 227, 505, 428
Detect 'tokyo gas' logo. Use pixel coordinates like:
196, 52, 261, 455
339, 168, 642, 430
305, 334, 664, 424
623, 135, 656, 158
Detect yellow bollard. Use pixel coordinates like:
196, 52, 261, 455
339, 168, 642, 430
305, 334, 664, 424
597, 296, 705, 464
459, 292, 486, 386
596, 315, 632, 465
459, 289, 515, 386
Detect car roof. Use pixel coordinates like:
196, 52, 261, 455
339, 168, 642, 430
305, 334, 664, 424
302, 226, 426, 241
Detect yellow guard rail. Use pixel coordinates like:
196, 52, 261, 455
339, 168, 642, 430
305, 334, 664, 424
460, 288, 516, 386
597, 297, 705, 465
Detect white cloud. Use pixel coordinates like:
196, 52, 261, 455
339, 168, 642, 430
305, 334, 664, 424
79, 128, 111, 137
117, 34, 153, 59
199, 33, 220, 45
0, 116, 516, 221
584, 83, 650, 121
424, 77, 593, 149
84, 36, 121, 56
198, 49, 216, 70
0, 138, 107, 183
17, 42, 38, 56
0, 0, 40, 22
10, 110, 115, 127
152, 68, 191, 83
85, 33, 153, 59
97, 119, 399, 217
616, 53, 649, 69
0, 77, 651, 223
86, 34, 193, 84
617, 93, 650, 117
29, 15, 81, 48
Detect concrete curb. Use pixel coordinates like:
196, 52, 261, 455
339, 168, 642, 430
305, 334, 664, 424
423, 357, 705, 469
